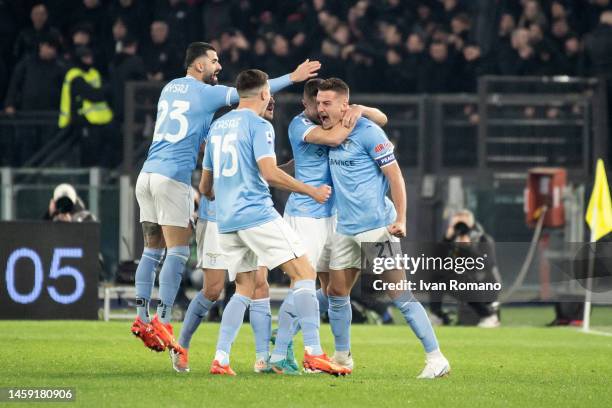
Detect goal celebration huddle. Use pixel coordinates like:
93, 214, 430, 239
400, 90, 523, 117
130, 41, 450, 378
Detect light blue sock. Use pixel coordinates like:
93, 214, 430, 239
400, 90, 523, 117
249, 298, 271, 360
271, 293, 296, 362
393, 290, 439, 352
328, 295, 352, 352
156, 245, 189, 324
316, 288, 329, 315
216, 294, 251, 359
293, 279, 322, 355
135, 247, 164, 323
178, 291, 214, 349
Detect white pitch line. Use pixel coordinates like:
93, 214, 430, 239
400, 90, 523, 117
580, 329, 612, 337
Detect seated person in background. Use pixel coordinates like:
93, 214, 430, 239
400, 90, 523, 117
43, 183, 95, 222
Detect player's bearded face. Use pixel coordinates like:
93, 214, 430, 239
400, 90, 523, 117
202, 51, 222, 85
264, 95, 275, 120
303, 97, 320, 124
316, 90, 345, 129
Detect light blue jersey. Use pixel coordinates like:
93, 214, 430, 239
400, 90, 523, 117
328, 117, 397, 235
202, 109, 280, 233
284, 112, 334, 218
142, 74, 292, 186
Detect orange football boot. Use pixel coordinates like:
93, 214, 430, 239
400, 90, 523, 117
303, 352, 351, 376
210, 360, 237, 376
131, 317, 165, 352
150, 314, 182, 352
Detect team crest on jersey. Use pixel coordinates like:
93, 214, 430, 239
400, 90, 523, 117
315, 147, 325, 157
206, 252, 222, 266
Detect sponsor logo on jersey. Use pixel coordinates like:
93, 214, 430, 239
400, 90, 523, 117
374, 142, 392, 153
329, 158, 356, 167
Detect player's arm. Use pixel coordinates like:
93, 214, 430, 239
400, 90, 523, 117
257, 157, 330, 203
381, 162, 407, 238
304, 121, 354, 147
365, 126, 405, 237
342, 104, 388, 128
200, 141, 214, 200
221, 59, 322, 106
278, 159, 295, 175
255, 121, 329, 203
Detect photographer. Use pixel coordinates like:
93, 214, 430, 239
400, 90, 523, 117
43, 183, 95, 222
430, 209, 501, 328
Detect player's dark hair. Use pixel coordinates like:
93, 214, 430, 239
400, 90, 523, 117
236, 69, 269, 97
184, 42, 216, 70
303, 78, 323, 100
317, 77, 350, 96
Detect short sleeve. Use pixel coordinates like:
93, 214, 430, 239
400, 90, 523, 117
253, 120, 276, 161
201, 85, 235, 110
288, 115, 317, 146
362, 124, 396, 168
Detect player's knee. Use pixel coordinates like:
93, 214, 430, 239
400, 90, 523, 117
254, 279, 269, 299
142, 222, 164, 248
236, 282, 256, 298
202, 283, 223, 301
327, 283, 351, 297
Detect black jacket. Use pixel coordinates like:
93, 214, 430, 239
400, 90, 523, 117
109, 53, 146, 120
5, 55, 66, 110
584, 24, 612, 78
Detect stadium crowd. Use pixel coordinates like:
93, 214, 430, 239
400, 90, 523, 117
0, 0, 612, 167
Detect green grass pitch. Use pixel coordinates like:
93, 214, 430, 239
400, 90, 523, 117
1, 307, 611, 408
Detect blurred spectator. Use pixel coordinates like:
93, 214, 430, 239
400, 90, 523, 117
448, 12, 472, 53
65, 24, 95, 66
5, 36, 65, 113
421, 41, 454, 93
550, 18, 571, 51
102, 17, 128, 64
201, 0, 233, 41
58, 46, 113, 166
142, 20, 182, 81
71, 0, 111, 44
109, 34, 145, 121
584, 10, 612, 79
266, 34, 292, 78
154, 0, 197, 48
458, 43, 494, 92
249, 37, 272, 73
528, 23, 561, 75
4, 36, 65, 164
13, 3, 61, 62
316, 38, 345, 79
501, 28, 538, 76
518, 0, 548, 29
560, 34, 584, 76
403, 33, 428, 93
109, 0, 151, 43
345, 46, 378, 93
